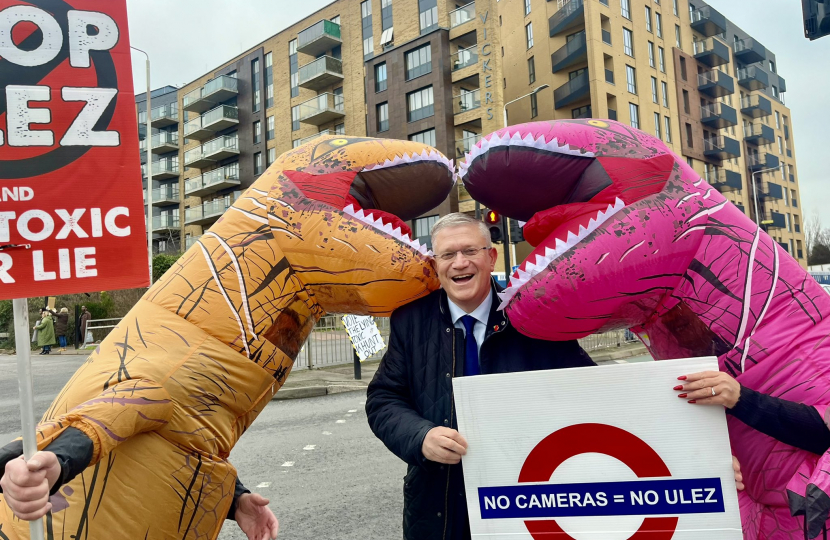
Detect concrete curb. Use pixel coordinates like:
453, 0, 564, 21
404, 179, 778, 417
272, 384, 367, 400
591, 345, 649, 363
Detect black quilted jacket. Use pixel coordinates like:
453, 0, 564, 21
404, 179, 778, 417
366, 282, 595, 540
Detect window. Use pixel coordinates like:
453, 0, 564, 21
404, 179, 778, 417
265, 52, 274, 109
267, 147, 276, 167
654, 112, 661, 139
771, 86, 779, 99
770, 60, 776, 73
524, 0, 531, 16
775, 111, 781, 129
526, 22, 534, 49
645, 6, 652, 32
664, 116, 672, 142
418, 0, 438, 33
651, 77, 658, 103
658, 47, 666, 73
407, 86, 434, 122
405, 44, 432, 80
291, 105, 300, 131
377, 102, 389, 132
409, 129, 436, 147
778, 136, 783, 154
621, 0, 631, 19
629, 103, 640, 129
655, 12, 662, 38
685, 123, 693, 147
289, 39, 299, 98
252, 58, 261, 113
675, 25, 681, 48
381, 0, 393, 35
254, 152, 263, 175
648, 41, 655, 67
792, 189, 797, 207
626, 65, 637, 94
623, 28, 634, 56
673, 0, 678, 16
335, 123, 345, 135
661, 81, 669, 107
253, 120, 262, 144
572, 105, 591, 119
267, 116, 275, 141
528, 56, 536, 84
361, 0, 374, 57
413, 214, 438, 247
375, 63, 387, 92
530, 92, 538, 118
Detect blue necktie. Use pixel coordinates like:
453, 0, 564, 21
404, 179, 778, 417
461, 315, 480, 376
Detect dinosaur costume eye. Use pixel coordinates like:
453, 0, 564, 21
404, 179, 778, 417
331, 139, 349, 146
588, 120, 609, 128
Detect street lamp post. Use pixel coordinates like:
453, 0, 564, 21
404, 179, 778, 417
497, 84, 550, 279
750, 166, 779, 228
131, 46, 153, 284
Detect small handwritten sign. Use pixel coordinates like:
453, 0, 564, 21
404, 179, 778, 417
341, 315, 386, 361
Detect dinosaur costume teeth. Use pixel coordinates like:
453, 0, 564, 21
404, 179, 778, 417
0, 135, 454, 540
463, 119, 830, 539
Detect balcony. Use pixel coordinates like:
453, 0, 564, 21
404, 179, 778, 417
185, 193, 240, 226
737, 66, 769, 91
185, 236, 201, 250
455, 134, 482, 158
690, 6, 726, 37
551, 31, 587, 73
184, 105, 239, 141
184, 164, 241, 197
153, 214, 180, 233
150, 104, 178, 127
151, 185, 180, 206
740, 94, 773, 118
549, 0, 584, 37
700, 103, 737, 129
184, 134, 239, 169
757, 180, 784, 200
779, 76, 787, 93
761, 211, 786, 230
554, 70, 590, 109
151, 131, 179, 154
733, 38, 766, 64
693, 38, 730, 67
454, 89, 481, 115
146, 160, 180, 180
747, 152, 779, 171
297, 19, 342, 57
183, 75, 239, 114
744, 123, 774, 146
703, 135, 741, 160
298, 56, 344, 91
298, 93, 345, 126
450, 2, 475, 28
295, 129, 333, 147
452, 46, 478, 71
698, 70, 734, 98
710, 170, 743, 192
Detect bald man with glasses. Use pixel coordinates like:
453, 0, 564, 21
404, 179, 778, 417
366, 213, 595, 540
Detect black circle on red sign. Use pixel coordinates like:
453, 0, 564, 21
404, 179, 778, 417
518, 423, 679, 540
0, 0, 119, 180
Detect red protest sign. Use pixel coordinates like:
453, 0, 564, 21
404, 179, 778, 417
0, 0, 150, 298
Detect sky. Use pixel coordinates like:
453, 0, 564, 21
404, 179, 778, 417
126, 0, 830, 223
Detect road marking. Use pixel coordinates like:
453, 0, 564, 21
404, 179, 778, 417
281, 461, 295, 467
345, 414, 352, 417
348, 409, 357, 413
256, 482, 271, 488
304, 445, 316, 451
359, 401, 365, 405
336, 419, 346, 424
322, 431, 332, 435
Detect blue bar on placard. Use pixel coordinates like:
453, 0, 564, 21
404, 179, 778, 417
478, 478, 725, 520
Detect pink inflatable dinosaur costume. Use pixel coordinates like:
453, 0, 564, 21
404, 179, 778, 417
459, 119, 830, 539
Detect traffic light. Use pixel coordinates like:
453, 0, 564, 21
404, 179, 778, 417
508, 219, 524, 244
483, 209, 504, 244
803, 0, 830, 40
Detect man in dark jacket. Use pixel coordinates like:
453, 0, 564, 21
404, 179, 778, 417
366, 213, 595, 540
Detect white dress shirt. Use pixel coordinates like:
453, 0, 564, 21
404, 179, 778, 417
447, 291, 493, 356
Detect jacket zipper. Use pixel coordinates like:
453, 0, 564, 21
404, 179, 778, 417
442, 329, 456, 540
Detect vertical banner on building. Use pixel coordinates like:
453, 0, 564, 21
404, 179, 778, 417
453, 357, 743, 540
0, 0, 149, 299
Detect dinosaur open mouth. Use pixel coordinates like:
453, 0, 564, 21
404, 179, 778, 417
342, 204, 430, 256
496, 198, 626, 308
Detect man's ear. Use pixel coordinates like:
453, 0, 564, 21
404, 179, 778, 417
487, 247, 498, 271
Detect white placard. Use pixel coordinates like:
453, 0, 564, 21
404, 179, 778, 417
453, 357, 742, 540
341, 314, 385, 361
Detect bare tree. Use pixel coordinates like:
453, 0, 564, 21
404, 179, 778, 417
805, 214, 830, 265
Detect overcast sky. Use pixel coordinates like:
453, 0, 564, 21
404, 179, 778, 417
126, 0, 830, 223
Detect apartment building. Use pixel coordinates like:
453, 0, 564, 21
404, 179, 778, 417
135, 0, 806, 267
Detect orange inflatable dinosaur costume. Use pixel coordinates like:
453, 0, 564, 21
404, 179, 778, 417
0, 136, 454, 540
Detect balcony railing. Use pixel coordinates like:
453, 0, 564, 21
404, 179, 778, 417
182, 75, 239, 113
709, 170, 743, 192
733, 38, 766, 64
184, 164, 241, 197
703, 135, 740, 160
185, 236, 202, 250
740, 94, 773, 118
184, 105, 239, 140
549, 0, 584, 37
145, 160, 180, 179
151, 185, 180, 206
455, 134, 482, 157
184, 134, 239, 168
153, 214, 180, 231
700, 103, 737, 129
551, 31, 587, 73
689, 6, 726, 37
185, 192, 240, 226
298, 93, 345, 125
747, 152, 779, 171
554, 70, 590, 109
151, 131, 179, 153
449, 2, 475, 28
454, 89, 481, 115
452, 46, 478, 71
150, 103, 178, 126
697, 69, 734, 98
743, 123, 774, 146
298, 56, 344, 90
737, 66, 769, 91
693, 37, 729, 67
295, 129, 333, 147
297, 19, 342, 56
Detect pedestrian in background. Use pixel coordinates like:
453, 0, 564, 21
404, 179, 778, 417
55, 307, 70, 352
34, 310, 56, 355
78, 306, 91, 345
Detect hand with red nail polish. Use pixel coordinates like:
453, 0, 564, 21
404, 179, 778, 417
677, 371, 741, 409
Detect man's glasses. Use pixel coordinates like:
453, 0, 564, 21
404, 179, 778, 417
435, 247, 489, 262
